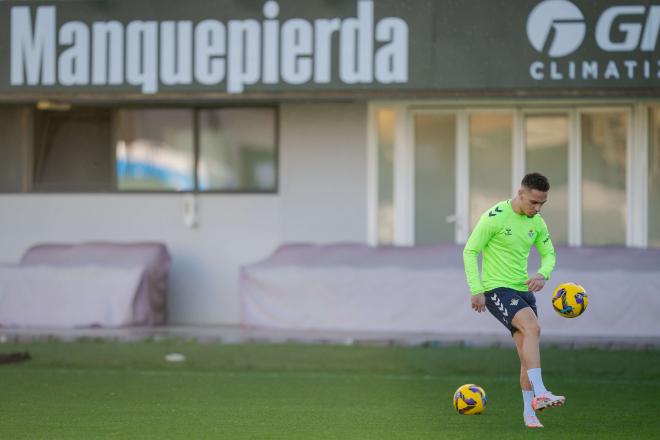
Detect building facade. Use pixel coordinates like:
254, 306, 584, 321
0, 0, 658, 324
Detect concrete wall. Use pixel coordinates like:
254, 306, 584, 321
280, 103, 368, 242
0, 102, 368, 324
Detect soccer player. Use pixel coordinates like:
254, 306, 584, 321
462, 172, 564, 428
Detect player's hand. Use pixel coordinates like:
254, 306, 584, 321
525, 273, 546, 292
471, 293, 486, 313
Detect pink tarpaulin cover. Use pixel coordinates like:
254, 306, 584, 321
240, 243, 660, 337
0, 242, 170, 327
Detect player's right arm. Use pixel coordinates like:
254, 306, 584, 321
463, 212, 499, 311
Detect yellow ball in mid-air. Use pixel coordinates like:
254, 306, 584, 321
552, 282, 588, 318
452, 384, 487, 415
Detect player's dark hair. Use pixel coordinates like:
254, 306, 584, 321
522, 172, 550, 192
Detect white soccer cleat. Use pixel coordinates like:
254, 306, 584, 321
532, 391, 565, 412
524, 413, 544, 428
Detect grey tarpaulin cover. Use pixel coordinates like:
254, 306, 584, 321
240, 243, 660, 337
0, 242, 170, 327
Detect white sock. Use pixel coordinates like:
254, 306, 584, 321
522, 389, 535, 416
527, 368, 548, 396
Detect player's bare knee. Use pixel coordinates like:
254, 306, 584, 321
518, 321, 541, 338
531, 322, 541, 338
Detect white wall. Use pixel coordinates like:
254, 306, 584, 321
280, 103, 368, 242
0, 102, 368, 324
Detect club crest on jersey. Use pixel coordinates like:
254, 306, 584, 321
528, 229, 535, 238
505, 227, 512, 236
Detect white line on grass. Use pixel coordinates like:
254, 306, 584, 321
4, 367, 660, 386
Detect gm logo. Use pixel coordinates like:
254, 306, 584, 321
527, 0, 586, 57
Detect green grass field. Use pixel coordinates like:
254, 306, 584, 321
1, 340, 659, 439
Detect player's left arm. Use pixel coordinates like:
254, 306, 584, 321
527, 217, 556, 292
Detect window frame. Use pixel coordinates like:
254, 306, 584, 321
368, 100, 656, 248
0, 104, 34, 193
647, 105, 660, 248
114, 104, 280, 194
0, 103, 279, 195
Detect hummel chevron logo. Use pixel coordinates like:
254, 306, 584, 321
488, 206, 503, 217
490, 293, 509, 317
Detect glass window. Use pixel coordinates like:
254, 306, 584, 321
0, 105, 278, 194
414, 113, 456, 245
33, 107, 113, 191
649, 107, 660, 248
469, 113, 513, 228
116, 109, 194, 191
0, 106, 31, 192
581, 112, 627, 246
377, 108, 395, 245
198, 108, 276, 191
525, 114, 569, 244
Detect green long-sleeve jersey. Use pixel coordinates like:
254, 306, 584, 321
463, 200, 556, 295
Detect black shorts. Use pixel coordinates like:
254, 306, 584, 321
484, 287, 538, 335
